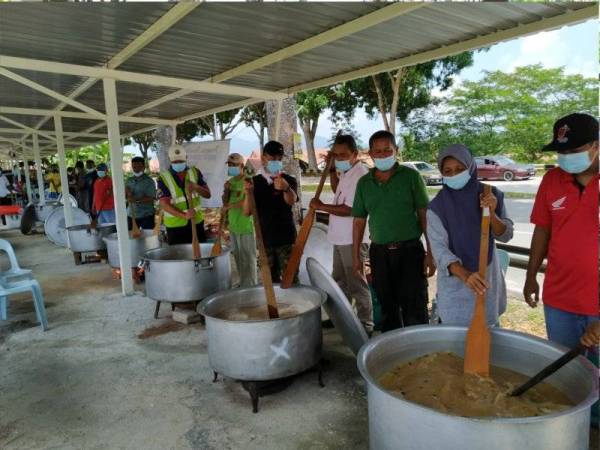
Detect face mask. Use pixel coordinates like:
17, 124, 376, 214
133, 171, 144, 177
97, 171, 106, 178
373, 155, 396, 172
443, 169, 471, 190
266, 160, 283, 175
557, 150, 594, 174
228, 167, 241, 177
172, 162, 187, 173
86, 168, 94, 173
335, 160, 352, 173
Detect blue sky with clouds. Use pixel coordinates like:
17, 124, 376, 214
128, 19, 598, 157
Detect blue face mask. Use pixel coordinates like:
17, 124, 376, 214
97, 171, 106, 178
557, 150, 593, 174
335, 160, 352, 173
373, 155, 396, 172
443, 169, 470, 190
228, 166, 241, 177
171, 162, 187, 173
266, 160, 283, 174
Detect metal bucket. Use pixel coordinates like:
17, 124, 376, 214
143, 244, 231, 303
66, 223, 116, 252
357, 325, 598, 450
199, 285, 326, 381
103, 230, 161, 269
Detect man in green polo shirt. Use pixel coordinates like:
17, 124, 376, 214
223, 153, 257, 287
352, 130, 436, 331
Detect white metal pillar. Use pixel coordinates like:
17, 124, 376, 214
32, 134, 45, 205
274, 99, 283, 141
54, 115, 74, 227
103, 77, 134, 295
213, 113, 218, 141
22, 151, 32, 204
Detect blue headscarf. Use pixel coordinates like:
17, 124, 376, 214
428, 144, 503, 273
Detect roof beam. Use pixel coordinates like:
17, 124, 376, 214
99, 3, 423, 123
0, 55, 287, 100
0, 115, 57, 142
0, 107, 173, 125
0, 128, 107, 138
24, 2, 201, 143
285, 5, 598, 93
0, 68, 105, 118
174, 4, 597, 123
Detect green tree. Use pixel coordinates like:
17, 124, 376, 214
343, 52, 474, 137
131, 131, 155, 169
425, 65, 598, 162
296, 88, 330, 171
240, 103, 267, 152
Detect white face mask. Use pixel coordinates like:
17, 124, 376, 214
133, 171, 144, 177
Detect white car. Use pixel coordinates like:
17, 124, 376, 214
401, 161, 443, 185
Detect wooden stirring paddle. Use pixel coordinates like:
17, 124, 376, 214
130, 202, 142, 239
153, 209, 162, 236
210, 205, 227, 257
185, 183, 201, 260
281, 151, 334, 288
464, 184, 493, 377
246, 180, 279, 319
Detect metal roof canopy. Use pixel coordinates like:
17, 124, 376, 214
0, 1, 594, 295
0, 1, 595, 155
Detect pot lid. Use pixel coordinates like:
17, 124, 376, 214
298, 222, 333, 285
44, 207, 90, 247
306, 257, 368, 356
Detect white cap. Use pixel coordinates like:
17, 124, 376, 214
168, 144, 187, 162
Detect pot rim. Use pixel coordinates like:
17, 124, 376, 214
67, 223, 114, 231
199, 284, 326, 323
103, 230, 157, 241
143, 243, 230, 261
357, 325, 599, 424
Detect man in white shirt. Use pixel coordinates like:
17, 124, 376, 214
310, 134, 374, 334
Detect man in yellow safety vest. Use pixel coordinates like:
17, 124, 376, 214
157, 144, 211, 245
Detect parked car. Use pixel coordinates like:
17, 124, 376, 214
474, 156, 535, 181
401, 161, 442, 185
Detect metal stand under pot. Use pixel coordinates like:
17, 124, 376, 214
199, 284, 326, 413
142, 243, 231, 318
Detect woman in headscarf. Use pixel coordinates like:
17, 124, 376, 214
427, 144, 514, 326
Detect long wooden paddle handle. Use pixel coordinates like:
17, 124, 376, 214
511, 344, 585, 397
247, 183, 279, 319
130, 201, 141, 235
280, 153, 335, 288
186, 184, 201, 259
478, 184, 493, 277
153, 209, 162, 236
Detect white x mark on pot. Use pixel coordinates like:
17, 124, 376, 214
269, 337, 291, 365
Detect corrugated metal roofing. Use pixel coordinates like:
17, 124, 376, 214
0, 1, 594, 155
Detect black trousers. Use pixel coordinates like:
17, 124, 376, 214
128, 215, 155, 230
166, 221, 207, 246
369, 240, 429, 332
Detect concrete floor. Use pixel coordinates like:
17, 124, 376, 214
0, 230, 369, 450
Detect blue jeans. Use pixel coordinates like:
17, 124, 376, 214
544, 304, 599, 355
98, 209, 116, 225
544, 304, 599, 426
47, 192, 59, 200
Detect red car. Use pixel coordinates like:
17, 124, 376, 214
475, 156, 535, 181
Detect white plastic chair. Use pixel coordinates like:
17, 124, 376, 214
0, 239, 32, 284
0, 239, 47, 331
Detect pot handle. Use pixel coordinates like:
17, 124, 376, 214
194, 258, 214, 271
142, 259, 150, 272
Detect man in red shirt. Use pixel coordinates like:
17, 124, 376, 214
92, 163, 115, 224
525, 113, 599, 354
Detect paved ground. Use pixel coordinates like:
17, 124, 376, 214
0, 230, 369, 450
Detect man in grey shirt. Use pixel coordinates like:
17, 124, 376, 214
126, 156, 156, 230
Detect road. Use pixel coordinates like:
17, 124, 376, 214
301, 177, 543, 298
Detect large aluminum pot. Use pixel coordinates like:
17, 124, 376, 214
199, 285, 326, 381
66, 223, 116, 252
103, 230, 161, 269
358, 325, 598, 450
143, 244, 231, 303
35, 202, 58, 222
